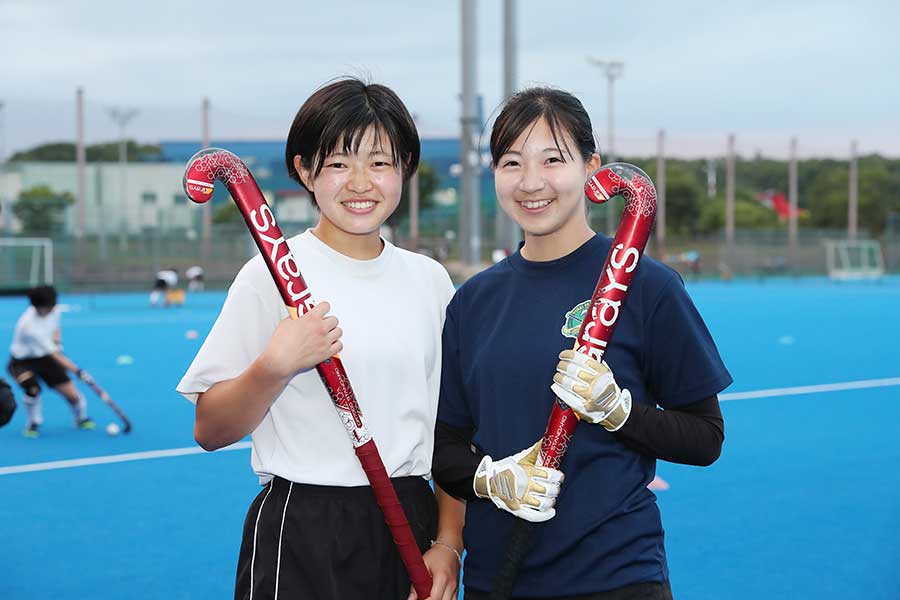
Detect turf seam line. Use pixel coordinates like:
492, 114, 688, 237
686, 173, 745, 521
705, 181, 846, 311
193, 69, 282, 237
720, 376, 900, 401
0, 441, 252, 476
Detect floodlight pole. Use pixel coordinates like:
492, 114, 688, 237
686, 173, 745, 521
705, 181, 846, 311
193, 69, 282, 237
460, 0, 481, 265
587, 57, 624, 235
107, 107, 138, 251
202, 97, 211, 260
496, 0, 521, 254
848, 140, 858, 241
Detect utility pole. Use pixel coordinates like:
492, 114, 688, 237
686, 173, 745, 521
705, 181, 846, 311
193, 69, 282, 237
656, 129, 666, 259
0, 100, 8, 233
460, 0, 481, 265
788, 137, 798, 269
587, 57, 624, 235
848, 140, 858, 241
496, 0, 520, 254
76, 89, 87, 252
725, 134, 736, 265
107, 107, 138, 251
409, 114, 420, 251
201, 97, 211, 261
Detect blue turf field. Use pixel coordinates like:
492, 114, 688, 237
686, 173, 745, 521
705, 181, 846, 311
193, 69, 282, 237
2, 278, 898, 599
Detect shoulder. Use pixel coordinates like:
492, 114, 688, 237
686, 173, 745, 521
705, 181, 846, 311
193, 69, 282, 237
392, 246, 455, 293
15, 307, 35, 327
227, 254, 282, 311
457, 258, 513, 296
631, 254, 698, 322
446, 259, 514, 315
635, 253, 681, 291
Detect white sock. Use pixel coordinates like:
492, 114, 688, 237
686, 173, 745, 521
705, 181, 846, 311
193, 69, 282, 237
71, 393, 87, 421
24, 395, 43, 426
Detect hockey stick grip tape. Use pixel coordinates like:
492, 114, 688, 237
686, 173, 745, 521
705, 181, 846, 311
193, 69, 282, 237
357, 440, 433, 592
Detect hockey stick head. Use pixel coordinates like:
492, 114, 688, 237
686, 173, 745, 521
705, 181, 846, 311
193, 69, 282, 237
182, 147, 249, 204
584, 162, 657, 220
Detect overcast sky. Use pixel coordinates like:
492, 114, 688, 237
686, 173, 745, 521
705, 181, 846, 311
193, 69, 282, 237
2, 0, 898, 159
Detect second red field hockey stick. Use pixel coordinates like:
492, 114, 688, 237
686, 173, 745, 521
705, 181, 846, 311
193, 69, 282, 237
490, 163, 658, 599
182, 148, 433, 599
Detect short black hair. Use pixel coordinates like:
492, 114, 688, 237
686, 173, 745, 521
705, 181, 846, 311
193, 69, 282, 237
28, 285, 57, 309
285, 77, 420, 207
490, 87, 596, 167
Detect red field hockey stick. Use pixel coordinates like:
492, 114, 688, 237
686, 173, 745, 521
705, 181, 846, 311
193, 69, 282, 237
489, 163, 658, 599
182, 148, 433, 599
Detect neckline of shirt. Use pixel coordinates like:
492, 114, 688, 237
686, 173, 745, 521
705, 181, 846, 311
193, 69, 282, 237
507, 234, 607, 276
296, 229, 395, 278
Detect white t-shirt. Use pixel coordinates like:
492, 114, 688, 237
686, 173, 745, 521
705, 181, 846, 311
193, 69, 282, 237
185, 266, 204, 280
10, 306, 61, 359
157, 270, 178, 287
177, 231, 455, 486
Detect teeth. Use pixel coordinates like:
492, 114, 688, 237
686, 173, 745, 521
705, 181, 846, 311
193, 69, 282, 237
345, 201, 375, 209
522, 199, 551, 209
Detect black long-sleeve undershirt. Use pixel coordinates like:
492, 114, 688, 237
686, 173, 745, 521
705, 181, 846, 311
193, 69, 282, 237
432, 395, 725, 502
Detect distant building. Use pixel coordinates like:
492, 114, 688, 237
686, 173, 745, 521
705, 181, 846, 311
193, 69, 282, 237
0, 159, 315, 235
0, 137, 492, 236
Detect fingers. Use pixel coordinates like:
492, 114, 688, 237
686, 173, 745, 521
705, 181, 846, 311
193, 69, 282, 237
522, 465, 564, 512
552, 372, 590, 398
311, 301, 330, 315
516, 505, 556, 523
558, 349, 605, 375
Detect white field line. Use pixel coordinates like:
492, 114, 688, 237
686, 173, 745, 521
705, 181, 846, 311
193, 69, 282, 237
719, 376, 900, 401
3, 376, 899, 476
0, 441, 251, 476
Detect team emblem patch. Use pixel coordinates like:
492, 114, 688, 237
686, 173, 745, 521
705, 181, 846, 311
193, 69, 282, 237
561, 300, 591, 339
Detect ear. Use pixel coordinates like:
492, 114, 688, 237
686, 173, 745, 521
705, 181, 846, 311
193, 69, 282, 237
585, 152, 602, 175
293, 155, 314, 192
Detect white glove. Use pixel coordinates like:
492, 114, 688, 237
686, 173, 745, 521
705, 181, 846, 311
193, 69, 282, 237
551, 349, 632, 432
473, 440, 563, 523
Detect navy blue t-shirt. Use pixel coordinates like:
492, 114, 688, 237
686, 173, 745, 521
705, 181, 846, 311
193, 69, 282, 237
437, 234, 732, 596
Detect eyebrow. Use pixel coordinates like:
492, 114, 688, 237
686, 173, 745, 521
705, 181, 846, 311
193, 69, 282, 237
328, 149, 392, 158
502, 147, 566, 156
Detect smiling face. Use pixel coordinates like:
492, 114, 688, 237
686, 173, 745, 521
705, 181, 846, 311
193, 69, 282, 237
493, 117, 600, 239
296, 126, 403, 239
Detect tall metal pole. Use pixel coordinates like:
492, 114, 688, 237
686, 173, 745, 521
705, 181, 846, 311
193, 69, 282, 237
788, 137, 798, 268
202, 97, 211, 260
460, 0, 481, 265
76, 88, 86, 241
496, 0, 520, 254
706, 158, 717, 198
409, 115, 420, 250
848, 140, 858, 241
725, 134, 736, 264
0, 100, 9, 233
587, 58, 624, 235
656, 129, 666, 259
107, 107, 138, 252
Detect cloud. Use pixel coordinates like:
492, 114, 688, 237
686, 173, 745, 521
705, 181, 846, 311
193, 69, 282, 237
2, 0, 898, 158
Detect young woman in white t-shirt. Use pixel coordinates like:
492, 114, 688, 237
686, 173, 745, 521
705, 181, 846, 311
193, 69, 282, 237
178, 78, 463, 600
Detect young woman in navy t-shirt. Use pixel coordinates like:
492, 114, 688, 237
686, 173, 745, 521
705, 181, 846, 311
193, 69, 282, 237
433, 88, 732, 599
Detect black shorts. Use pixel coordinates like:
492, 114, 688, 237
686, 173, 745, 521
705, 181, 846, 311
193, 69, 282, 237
153, 278, 168, 290
464, 581, 673, 600
7, 355, 70, 393
235, 475, 437, 600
